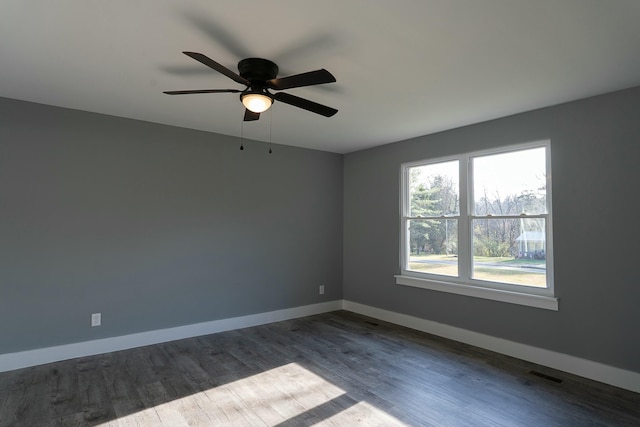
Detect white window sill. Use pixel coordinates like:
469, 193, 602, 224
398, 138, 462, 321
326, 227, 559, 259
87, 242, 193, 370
395, 275, 558, 311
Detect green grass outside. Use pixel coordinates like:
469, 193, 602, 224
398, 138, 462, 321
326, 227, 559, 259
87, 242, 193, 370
408, 254, 546, 287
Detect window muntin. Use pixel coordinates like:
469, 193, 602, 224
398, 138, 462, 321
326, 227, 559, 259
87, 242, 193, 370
401, 141, 553, 295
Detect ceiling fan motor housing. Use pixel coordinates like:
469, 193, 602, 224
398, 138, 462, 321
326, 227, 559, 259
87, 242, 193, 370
238, 58, 279, 85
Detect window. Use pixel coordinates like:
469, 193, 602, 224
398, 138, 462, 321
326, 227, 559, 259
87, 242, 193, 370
397, 140, 557, 310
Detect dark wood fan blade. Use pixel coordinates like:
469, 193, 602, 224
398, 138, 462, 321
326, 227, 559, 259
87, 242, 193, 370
273, 92, 338, 117
267, 69, 336, 90
163, 89, 241, 95
244, 109, 260, 121
183, 51, 250, 86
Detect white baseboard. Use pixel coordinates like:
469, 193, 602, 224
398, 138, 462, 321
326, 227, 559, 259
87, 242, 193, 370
343, 300, 640, 393
0, 300, 343, 373
3, 299, 638, 394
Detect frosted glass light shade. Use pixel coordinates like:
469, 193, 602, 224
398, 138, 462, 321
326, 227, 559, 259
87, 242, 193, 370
242, 93, 273, 113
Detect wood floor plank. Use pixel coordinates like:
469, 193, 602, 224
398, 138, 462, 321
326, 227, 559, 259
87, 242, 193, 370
75, 357, 117, 425
47, 360, 82, 423
1, 310, 639, 427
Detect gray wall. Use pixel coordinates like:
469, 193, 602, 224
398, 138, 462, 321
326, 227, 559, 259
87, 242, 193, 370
3, 86, 639, 374
343, 86, 640, 372
0, 97, 343, 354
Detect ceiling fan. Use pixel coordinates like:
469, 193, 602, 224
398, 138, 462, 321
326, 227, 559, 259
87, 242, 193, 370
164, 52, 338, 121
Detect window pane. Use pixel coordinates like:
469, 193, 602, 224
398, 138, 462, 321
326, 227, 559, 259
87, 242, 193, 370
409, 161, 459, 217
407, 219, 458, 277
473, 147, 547, 215
472, 218, 546, 287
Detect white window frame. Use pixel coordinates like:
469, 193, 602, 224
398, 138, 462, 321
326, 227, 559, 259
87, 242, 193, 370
396, 140, 558, 310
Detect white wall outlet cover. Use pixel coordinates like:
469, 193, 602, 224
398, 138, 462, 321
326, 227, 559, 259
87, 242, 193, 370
91, 313, 101, 327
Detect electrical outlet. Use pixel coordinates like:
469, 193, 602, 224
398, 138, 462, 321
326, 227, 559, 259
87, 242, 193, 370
91, 313, 101, 327
319, 285, 325, 295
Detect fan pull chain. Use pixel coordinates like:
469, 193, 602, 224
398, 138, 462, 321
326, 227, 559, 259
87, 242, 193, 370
240, 114, 244, 150
268, 107, 273, 154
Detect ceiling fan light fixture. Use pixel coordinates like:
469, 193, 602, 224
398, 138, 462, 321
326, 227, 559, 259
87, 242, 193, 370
241, 92, 273, 113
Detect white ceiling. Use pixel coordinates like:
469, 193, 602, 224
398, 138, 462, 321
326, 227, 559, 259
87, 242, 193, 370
2, 1, 639, 154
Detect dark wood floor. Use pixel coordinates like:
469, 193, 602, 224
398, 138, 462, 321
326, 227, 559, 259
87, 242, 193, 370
1, 310, 639, 426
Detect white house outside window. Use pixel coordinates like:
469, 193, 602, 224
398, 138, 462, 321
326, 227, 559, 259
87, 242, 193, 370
397, 140, 557, 310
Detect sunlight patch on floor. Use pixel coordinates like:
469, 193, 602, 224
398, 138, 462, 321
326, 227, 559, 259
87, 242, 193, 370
98, 362, 408, 426
322, 400, 410, 426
